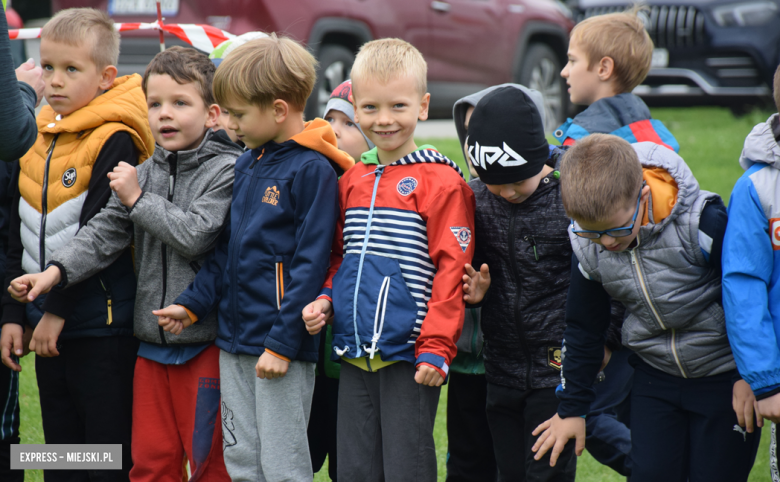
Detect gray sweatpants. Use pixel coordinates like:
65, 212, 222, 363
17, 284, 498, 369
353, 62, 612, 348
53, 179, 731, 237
337, 360, 441, 482
219, 350, 315, 482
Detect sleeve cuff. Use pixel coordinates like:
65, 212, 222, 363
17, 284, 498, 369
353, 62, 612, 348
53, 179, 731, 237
755, 384, 780, 401
127, 191, 145, 215
46, 262, 68, 288
42, 290, 74, 319
0, 303, 26, 327
416, 353, 449, 379
177, 304, 198, 324
265, 349, 291, 362
317, 287, 333, 302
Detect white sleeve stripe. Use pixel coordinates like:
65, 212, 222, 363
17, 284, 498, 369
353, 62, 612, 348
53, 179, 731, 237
698, 230, 713, 255
578, 262, 592, 280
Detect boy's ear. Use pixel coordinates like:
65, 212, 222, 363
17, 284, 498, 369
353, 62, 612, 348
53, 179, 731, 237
273, 99, 289, 124
597, 56, 615, 82
98, 65, 118, 91
204, 103, 221, 129
418, 93, 431, 121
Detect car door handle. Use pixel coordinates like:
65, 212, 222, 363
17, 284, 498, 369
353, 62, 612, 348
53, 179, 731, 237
431, 1, 451, 13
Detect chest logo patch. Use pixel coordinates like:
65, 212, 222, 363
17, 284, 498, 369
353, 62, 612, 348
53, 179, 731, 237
450, 227, 472, 252
397, 177, 418, 196
770, 218, 780, 250
62, 168, 77, 188
548, 346, 562, 370
262, 186, 280, 206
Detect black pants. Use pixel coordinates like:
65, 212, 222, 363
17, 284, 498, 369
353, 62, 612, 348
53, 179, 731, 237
36, 336, 138, 482
630, 356, 760, 482
0, 362, 22, 482
446, 372, 496, 482
308, 374, 339, 481
486, 384, 576, 482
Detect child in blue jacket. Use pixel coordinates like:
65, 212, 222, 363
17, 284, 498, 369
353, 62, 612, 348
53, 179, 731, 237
155, 35, 353, 481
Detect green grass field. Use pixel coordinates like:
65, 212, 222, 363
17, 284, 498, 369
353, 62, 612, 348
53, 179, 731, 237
17, 106, 778, 481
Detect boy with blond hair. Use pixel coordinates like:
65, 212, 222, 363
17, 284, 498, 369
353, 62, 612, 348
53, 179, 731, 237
723, 64, 780, 480
0, 8, 155, 481
554, 9, 679, 152
531, 135, 760, 481
7, 46, 242, 481
155, 35, 353, 481
302, 38, 476, 481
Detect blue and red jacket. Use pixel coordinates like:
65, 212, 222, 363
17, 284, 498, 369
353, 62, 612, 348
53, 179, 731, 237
319, 146, 476, 378
553, 93, 679, 152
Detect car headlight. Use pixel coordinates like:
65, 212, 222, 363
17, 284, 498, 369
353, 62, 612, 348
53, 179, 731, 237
712, 1, 778, 27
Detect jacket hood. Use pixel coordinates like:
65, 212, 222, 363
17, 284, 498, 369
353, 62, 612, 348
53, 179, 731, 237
453, 83, 546, 154
152, 128, 243, 173
633, 142, 700, 238
291, 118, 356, 175
739, 114, 780, 171
562, 93, 651, 137
37, 74, 155, 162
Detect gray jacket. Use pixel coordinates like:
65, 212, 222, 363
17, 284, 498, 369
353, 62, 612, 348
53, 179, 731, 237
51, 130, 242, 345
571, 142, 733, 378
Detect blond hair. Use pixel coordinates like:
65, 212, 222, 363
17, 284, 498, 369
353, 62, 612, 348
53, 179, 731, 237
350, 38, 427, 95
774, 63, 780, 115
570, 7, 653, 93
560, 134, 643, 223
213, 34, 317, 111
41, 8, 120, 69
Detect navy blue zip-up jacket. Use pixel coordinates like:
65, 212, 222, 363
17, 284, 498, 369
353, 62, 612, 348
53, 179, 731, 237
176, 120, 353, 361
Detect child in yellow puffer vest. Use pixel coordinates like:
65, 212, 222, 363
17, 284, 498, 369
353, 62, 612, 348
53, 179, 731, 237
0, 8, 153, 481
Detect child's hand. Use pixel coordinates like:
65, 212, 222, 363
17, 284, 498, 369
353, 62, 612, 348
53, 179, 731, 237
153, 305, 192, 336
256, 352, 289, 379
462, 263, 490, 304
302, 299, 332, 335
15, 58, 44, 107
29, 312, 65, 357
414, 364, 444, 387
0, 324, 26, 371
8, 266, 61, 303
733, 379, 762, 432
531, 413, 585, 466
757, 392, 780, 423
107, 162, 142, 207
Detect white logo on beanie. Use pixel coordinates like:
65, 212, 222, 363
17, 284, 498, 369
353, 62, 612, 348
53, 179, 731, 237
467, 140, 527, 170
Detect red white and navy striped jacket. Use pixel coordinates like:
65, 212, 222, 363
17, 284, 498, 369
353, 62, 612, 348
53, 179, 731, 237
319, 146, 476, 378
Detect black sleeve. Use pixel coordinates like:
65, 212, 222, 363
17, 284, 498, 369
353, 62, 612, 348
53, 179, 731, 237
0, 12, 38, 160
699, 197, 727, 272
42, 132, 138, 318
557, 253, 612, 418
605, 301, 626, 353
0, 163, 26, 326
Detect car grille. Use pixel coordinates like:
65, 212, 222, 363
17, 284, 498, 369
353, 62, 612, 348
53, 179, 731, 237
580, 5, 706, 48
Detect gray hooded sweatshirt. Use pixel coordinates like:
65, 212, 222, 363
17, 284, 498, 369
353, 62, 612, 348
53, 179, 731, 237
51, 129, 243, 345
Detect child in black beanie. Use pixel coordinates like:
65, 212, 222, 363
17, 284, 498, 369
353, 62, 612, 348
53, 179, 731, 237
461, 85, 578, 481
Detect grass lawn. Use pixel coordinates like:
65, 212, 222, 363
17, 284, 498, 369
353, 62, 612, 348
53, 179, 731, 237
17, 106, 778, 481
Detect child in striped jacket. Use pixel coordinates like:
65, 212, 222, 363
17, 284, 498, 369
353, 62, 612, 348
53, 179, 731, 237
302, 38, 475, 482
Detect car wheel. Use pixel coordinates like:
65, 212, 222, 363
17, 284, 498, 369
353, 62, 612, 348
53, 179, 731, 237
305, 44, 355, 121
515, 43, 567, 134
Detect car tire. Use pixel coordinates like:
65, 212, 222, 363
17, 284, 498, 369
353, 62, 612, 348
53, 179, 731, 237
305, 44, 355, 121
515, 43, 567, 134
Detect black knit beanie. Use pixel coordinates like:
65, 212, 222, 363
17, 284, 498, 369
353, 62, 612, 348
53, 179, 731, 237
465, 86, 549, 184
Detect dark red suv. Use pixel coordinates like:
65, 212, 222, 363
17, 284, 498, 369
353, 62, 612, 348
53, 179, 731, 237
52, 0, 574, 127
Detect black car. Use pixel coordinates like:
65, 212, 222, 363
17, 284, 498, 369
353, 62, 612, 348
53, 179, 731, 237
569, 0, 779, 109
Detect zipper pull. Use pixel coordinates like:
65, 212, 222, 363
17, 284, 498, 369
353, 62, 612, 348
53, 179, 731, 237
107, 299, 113, 325
168, 175, 174, 197
525, 236, 538, 261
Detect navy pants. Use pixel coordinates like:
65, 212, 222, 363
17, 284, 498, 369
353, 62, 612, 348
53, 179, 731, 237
585, 348, 633, 476
630, 355, 759, 482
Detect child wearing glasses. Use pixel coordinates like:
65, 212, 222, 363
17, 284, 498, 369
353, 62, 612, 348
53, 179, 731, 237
530, 134, 761, 482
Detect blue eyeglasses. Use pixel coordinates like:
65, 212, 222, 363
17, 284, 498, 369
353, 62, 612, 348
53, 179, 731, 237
571, 186, 643, 239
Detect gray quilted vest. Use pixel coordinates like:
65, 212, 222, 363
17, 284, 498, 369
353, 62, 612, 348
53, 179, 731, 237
571, 142, 734, 378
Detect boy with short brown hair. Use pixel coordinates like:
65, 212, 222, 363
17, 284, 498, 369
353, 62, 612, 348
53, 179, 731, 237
7, 45, 242, 481
0, 7, 155, 481
554, 9, 679, 152
155, 35, 353, 481
533, 134, 760, 481
302, 38, 476, 481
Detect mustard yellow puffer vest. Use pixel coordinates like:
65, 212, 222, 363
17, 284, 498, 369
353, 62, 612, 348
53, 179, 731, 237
18, 74, 154, 274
